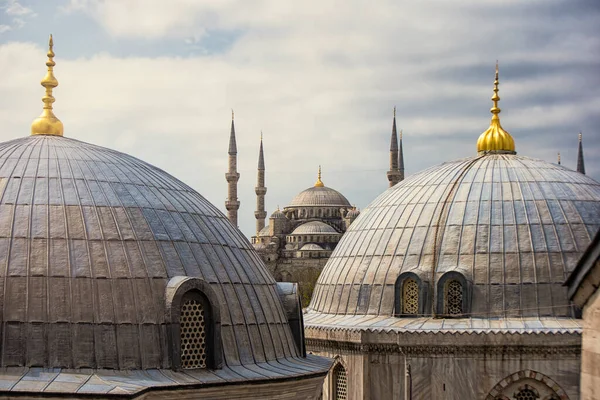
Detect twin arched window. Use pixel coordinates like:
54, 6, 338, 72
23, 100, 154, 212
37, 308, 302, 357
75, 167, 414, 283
395, 271, 469, 317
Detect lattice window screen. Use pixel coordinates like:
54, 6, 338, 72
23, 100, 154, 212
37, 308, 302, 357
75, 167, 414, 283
446, 280, 463, 315
180, 298, 207, 369
402, 279, 419, 314
514, 388, 539, 400
334, 365, 348, 400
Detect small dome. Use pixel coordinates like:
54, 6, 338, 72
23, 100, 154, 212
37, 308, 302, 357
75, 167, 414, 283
310, 154, 600, 318
292, 221, 339, 235
270, 209, 287, 219
288, 186, 351, 208
258, 225, 270, 236
300, 243, 324, 251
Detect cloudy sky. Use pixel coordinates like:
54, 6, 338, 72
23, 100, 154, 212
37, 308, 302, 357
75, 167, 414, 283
0, 0, 598, 238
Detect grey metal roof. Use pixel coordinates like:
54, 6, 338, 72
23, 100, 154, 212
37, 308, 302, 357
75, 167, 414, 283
291, 221, 339, 235
287, 186, 351, 208
304, 312, 581, 335
0, 354, 331, 396
309, 154, 600, 318
0, 135, 306, 371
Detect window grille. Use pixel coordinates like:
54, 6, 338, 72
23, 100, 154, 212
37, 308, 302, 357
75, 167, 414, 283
402, 279, 419, 314
446, 280, 463, 315
333, 364, 348, 400
180, 298, 207, 369
514, 388, 539, 400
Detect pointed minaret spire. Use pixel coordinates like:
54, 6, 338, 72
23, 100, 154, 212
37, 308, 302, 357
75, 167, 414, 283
577, 132, 586, 174
31, 35, 64, 136
557, 152, 561, 165
225, 110, 240, 226
255, 132, 267, 235
387, 107, 402, 187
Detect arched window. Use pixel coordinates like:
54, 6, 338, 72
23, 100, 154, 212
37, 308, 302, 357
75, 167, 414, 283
402, 279, 419, 314
394, 272, 426, 317
445, 280, 463, 315
333, 363, 348, 400
180, 295, 208, 369
436, 271, 470, 317
166, 277, 222, 370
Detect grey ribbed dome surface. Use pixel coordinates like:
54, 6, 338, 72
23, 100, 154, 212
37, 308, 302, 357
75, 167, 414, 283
309, 154, 600, 318
292, 221, 340, 235
300, 243, 324, 251
0, 135, 299, 369
288, 186, 350, 207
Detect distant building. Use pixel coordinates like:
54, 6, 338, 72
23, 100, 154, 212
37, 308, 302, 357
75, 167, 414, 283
0, 36, 331, 399
226, 110, 405, 306
566, 230, 600, 400
305, 65, 598, 399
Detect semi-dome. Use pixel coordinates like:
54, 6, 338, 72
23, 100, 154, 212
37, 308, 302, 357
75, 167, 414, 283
309, 154, 600, 317
292, 221, 340, 235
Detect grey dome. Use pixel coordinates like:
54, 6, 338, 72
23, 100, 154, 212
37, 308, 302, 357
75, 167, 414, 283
0, 135, 300, 369
270, 209, 287, 219
300, 243, 324, 251
309, 154, 600, 318
288, 186, 350, 207
292, 221, 340, 235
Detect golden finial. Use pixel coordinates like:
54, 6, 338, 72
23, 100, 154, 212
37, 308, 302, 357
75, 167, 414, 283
393, 106, 396, 118
579, 132, 582, 142
400, 129, 403, 140
261, 130, 263, 141
315, 165, 324, 187
557, 152, 561, 165
231, 109, 234, 120
31, 35, 64, 136
476, 62, 515, 154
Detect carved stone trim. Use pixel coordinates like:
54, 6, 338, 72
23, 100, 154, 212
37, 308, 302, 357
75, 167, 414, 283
306, 339, 580, 357
484, 370, 569, 400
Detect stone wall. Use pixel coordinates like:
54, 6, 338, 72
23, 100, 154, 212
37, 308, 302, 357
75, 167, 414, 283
581, 287, 600, 400
307, 329, 581, 400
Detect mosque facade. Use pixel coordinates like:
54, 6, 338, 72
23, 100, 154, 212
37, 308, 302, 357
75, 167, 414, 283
225, 110, 406, 306
303, 66, 597, 400
0, 36, 331, 399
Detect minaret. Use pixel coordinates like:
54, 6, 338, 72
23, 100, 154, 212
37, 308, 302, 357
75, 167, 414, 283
255, 133, 267, 234
31, 35, 63, 136
225, 110, 240, 226
387, 107, 402, 187
577, 133, 585, 174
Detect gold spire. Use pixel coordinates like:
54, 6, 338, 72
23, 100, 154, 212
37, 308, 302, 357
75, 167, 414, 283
314, 165, 324, 187
232, 109, 234, 120
476, 62, 515, 154
557, 152, 561, 165
400, 129, 402, 140
579, 132, 582, 142
393, 106, 396, 118
31, 35, 64, 136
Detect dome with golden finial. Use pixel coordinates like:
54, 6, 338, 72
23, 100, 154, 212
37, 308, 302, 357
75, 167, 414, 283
287, 166, 351, 208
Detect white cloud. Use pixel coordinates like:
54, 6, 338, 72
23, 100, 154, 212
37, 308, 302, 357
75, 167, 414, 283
2, 0, 600, 237
0, 24, 10, 33
4, 0, 34, 16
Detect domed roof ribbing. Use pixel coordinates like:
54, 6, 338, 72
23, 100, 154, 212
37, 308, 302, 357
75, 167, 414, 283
270, 208, 287, 219
309, 155, 600, 317
301, 243, 325, 251
0, 135, 301, 369
292, 221, 340, 235
287, 166, 351, 208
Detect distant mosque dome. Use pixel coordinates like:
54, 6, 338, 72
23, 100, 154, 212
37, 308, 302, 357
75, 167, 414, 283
270, 208, 288, 219
292, 221, 340, 235
287, 166, 351, 208
301, 243, 325, 251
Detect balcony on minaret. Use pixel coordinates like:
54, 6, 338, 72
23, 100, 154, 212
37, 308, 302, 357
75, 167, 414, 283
225, 172, 240, 182
255, 186, 267, 195
255, 210, 267, 219
225, 199, 240, 209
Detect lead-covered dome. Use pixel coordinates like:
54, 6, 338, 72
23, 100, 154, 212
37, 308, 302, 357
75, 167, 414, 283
0, 135, 301, 369
309, 154, 600, 318
292, 221, 339, 235
288, 186, 351, 208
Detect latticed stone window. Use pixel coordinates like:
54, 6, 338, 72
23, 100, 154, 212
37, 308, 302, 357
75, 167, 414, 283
402, 279, 419, 315
180, 298, 207, 369
514, 388, 539, 400
333, 364, 348, 400
445, 279, 463, 315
